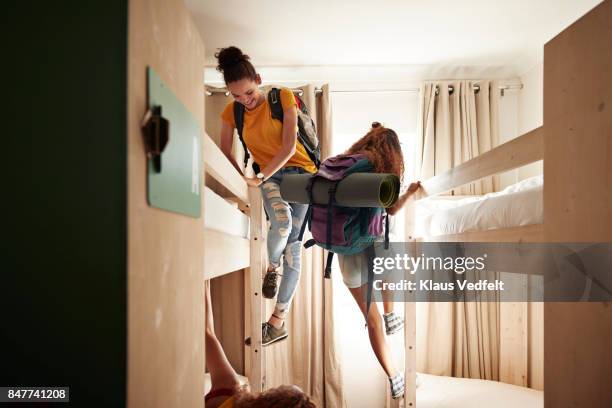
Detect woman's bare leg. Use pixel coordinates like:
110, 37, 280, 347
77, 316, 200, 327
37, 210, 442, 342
347, 284, 398, 378
205, 281, 240, 390
382, 297, 394, 315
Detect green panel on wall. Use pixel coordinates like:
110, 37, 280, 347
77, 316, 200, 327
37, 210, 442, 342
147, 66, 201, 218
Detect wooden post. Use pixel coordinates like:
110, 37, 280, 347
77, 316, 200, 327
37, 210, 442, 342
543, 1, 612, 406
403, 235, 418, 407
247, 186, 266, 392
404, 191, 422, 407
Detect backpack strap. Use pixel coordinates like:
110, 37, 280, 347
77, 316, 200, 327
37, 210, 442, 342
233, 102, 250, 169
359, 208, 368, 235
323, 182, 339, 280
364, 244, 376, 316
324, 251, 334, 279
298, 206, 311, 242
298, 175, 317, 248
299, 176, 318, 242
304, 238, 316, 249
306, 176, 317, 232
268, 88, 284, 122
326, 182, 339, 250
384, 211, 390, 250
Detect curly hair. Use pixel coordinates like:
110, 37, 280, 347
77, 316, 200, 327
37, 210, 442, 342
215, 46, 258, 84
345, 122, 404, 183
234, 385, 316, 408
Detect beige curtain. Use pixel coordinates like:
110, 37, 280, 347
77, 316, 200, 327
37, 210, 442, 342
207, 84, 345, 407
416, 80, 500, 194
413, 80, 501, 381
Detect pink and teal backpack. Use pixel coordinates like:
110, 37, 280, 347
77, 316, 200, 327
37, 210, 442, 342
298, 153, 390, 279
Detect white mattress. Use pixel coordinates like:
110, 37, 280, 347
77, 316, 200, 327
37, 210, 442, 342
417, 373, 543, 408
204, 186, 250, 238
414, 176, 543, 237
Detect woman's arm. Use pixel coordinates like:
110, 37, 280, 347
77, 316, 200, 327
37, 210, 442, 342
220, 121, 244, 175
386, 181, 421, 216
205, 281, 240, 391
258, 104, 299, 179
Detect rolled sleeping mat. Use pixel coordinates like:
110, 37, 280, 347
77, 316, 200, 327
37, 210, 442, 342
280, 173, 400, 208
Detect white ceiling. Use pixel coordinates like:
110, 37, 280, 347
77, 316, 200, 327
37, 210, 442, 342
186, 0, 602, 81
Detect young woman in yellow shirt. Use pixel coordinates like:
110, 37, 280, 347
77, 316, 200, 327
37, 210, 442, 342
217, 46, 315, 346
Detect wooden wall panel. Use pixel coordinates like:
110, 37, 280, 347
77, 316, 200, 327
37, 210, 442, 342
127, 1, 206, 407
500, 302, 528, 387
544, 0, 612, 406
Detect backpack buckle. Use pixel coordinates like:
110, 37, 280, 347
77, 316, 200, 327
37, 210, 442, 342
328, 184, 338, 196
304, 239, 316, 249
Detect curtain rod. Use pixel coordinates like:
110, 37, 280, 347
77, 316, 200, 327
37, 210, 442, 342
205, 84, 523, 97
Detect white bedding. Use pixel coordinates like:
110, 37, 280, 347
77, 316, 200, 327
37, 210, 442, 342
204, 186, 250, 239
417, 373, 543, 408
415, 176, 543, 237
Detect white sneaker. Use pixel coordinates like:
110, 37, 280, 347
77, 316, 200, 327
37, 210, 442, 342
389, 373, 405, 399
383, 312, 404, 335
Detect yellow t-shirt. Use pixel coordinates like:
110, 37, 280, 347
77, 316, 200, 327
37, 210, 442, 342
218, 396, 235, 408
220, 88, 317, 174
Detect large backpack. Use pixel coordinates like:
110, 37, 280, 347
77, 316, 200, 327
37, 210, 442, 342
298, 154, 391, 312
234, 87, 321, 173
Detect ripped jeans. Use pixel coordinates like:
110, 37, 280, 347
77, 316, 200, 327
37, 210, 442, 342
260, 167, 309, 319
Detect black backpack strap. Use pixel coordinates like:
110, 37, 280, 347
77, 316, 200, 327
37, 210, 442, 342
364, 245, 376, 316
360, 208, 368, 235
299, 176, 317, 243
324, 251, 334, 279
323, 182, 339, 280
268, 88, 284, 121
233, 102, 249, 168
326, 182, 339, 250
306, 174, 317, 202
298, 206, 311, 242
384, 211, 390, 250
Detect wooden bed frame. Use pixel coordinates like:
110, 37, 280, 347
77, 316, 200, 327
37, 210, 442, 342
202, 132, 267, 393
402, 127, 545, 406
404, 1, 612, 406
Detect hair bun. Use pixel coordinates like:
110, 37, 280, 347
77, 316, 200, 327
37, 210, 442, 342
215, 46, 250, 72
371, 122, 382, 128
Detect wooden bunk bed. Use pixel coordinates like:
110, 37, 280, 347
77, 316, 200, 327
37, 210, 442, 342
403, 1, 611, 406
410, 125, 544, 243
202, 132, 267, 394
403, 126, 545, 408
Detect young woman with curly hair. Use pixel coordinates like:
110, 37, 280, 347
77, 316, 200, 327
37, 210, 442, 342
337, 122, 420, 400
205, 282, 316, 408
215, 46, 317, 346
